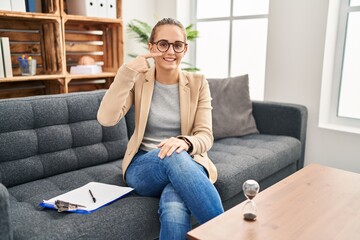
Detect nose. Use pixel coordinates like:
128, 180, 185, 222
166, 43, 176, 54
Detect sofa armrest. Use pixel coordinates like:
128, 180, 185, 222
0, 183, 12, 240
252, 101, 308, 169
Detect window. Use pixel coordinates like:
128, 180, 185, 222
195, 0, 269, 100
338, 1, 360, 119
320, 0, 360, 134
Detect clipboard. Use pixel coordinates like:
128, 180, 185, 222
39, 182, 134, 214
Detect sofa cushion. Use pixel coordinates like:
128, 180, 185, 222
7, 160, 160, 240
208, 75, 259, 140
210, 134, 301, 201
0, 91, 128, 188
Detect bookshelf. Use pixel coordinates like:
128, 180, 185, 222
0, 0, 123, 98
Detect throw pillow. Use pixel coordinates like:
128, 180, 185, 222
207, 74, 259, 140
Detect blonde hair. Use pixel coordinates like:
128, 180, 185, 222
149, 18, 187, 43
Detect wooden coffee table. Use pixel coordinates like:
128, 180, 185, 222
187, 164, 360, 239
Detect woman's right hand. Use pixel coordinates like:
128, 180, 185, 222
126, 52, 163, 73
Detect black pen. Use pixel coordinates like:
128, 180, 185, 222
89, 189, 96, 203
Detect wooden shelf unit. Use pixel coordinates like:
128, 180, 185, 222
0, 0, 123, 99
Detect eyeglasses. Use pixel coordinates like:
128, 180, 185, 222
151, 39, 188, 53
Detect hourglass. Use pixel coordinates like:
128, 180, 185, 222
242, 180, 260, 221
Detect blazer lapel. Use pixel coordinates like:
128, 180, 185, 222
179, 71, 190, 135
137, 67, 155, 139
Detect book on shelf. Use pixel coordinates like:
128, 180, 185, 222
0, 46, 4, 78
0, 37, 13, 78
66, 0, 117, 19
70, 65, 102, 74
97, 0, 107, 18
0, 0, 12, 11
10, 0, 26, 12
107, 0, 116, 19
25, 0, 42, 13
67, 0, 98, 17
39, 182, 134, 214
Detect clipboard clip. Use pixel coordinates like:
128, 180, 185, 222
54, 200, 87, 212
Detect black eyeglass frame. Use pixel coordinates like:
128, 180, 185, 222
151, 39, 188, 53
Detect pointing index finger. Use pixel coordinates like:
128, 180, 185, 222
141, 52, 163, 59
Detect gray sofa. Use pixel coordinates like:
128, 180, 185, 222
0, 89, 307, 240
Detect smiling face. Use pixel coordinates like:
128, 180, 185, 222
148, 24, 188, 72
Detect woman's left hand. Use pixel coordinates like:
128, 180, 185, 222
157, 137, 189, 159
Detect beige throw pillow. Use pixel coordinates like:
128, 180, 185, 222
208, 75, 259, 140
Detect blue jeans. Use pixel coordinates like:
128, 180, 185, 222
126, 148, 224, 240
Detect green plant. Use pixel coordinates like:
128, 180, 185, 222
127, 19, 199, 72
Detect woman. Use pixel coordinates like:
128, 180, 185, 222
97, 18, 224, 239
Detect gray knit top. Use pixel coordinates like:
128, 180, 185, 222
140, 81, 181, 151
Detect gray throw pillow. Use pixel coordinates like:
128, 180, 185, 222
208, 75, 259, 140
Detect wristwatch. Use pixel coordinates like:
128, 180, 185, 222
177, 136, 193, 153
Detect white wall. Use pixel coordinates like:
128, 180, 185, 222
122, 0, 156, 63
265, 0, 360, 173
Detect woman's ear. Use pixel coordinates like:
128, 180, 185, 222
148, 42, 153, 51
183, 44, 189, 55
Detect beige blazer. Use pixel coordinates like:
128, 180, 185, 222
97, 65, 218, 183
